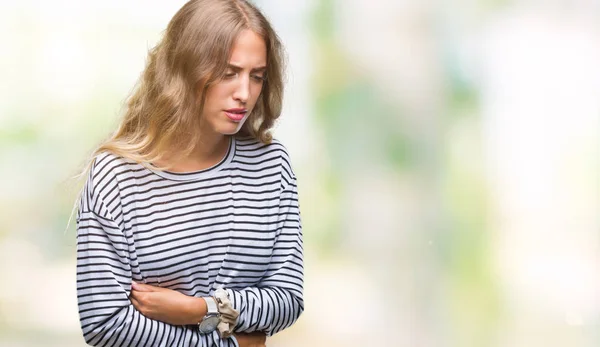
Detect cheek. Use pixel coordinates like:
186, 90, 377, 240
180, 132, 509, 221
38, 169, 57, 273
250, 85, 264, 106
203, 87, 227, 112
205, 84, 231, 105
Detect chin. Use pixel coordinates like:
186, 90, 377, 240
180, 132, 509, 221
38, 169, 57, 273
219, 118, 248, 135
218, 125, 243, 136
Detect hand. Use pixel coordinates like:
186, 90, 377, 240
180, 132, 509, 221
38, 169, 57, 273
234, 332, 267, 347
130, 281, 204, 325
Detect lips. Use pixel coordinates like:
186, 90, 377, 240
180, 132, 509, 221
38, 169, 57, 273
224, 108, 247, 122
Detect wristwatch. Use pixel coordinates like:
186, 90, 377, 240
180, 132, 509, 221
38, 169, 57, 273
198, 296, 220, 334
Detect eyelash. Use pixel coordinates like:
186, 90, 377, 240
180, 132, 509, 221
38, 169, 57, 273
223, 72, 265, 82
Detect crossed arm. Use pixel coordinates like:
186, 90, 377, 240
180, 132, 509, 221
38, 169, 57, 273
129, 282, 267, 347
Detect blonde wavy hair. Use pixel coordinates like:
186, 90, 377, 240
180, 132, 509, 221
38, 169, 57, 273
65, 0, 285, 232
92, 0, 285, 168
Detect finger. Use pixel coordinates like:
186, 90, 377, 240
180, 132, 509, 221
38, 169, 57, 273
253, 333, 267, 344
242, 332, 265, 345
129, 289, 145, 303
130, 296, 152, 319
233, 333, 248, 347
132, 281, 154, 292
130, 295, 140, 310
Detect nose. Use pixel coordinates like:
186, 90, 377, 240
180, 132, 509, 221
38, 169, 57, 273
233, 75, 250, 104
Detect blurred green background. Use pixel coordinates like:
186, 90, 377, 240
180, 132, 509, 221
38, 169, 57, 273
0, 0, 598, 346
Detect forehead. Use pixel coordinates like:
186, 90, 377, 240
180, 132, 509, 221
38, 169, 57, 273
229, 29, 267, 66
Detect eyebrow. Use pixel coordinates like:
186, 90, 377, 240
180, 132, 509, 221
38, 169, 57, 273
227, 64, 267, 72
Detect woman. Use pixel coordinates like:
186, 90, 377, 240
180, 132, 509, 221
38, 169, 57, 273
75, 1, 304, 346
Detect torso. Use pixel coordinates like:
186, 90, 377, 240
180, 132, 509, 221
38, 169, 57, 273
90, 137, 294, 296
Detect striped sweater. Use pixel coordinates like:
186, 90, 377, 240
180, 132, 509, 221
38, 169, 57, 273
76, 137, 304, 346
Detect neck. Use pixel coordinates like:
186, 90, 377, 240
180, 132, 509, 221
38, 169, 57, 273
189, 134, 230, 163
158, 134, 231, 173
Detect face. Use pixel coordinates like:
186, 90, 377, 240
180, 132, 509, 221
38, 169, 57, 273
200, 29, 267, 137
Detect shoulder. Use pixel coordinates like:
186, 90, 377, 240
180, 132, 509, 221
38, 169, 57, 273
234, 136, 289, 155
234, 136, 296, 182
234, 137, 291, 162
270, 138, 295, 180
89, 152, 133, 189
84, 152, 136, 209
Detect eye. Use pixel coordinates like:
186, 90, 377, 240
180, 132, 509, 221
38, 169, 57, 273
251, 74, 265, 82
223, 71, 238, 79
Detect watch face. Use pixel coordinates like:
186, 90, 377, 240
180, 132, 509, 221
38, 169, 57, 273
198, 315, 219, 334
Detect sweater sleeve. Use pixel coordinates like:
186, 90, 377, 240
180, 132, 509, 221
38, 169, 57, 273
225, 174, 304, 336
76, 167, 236, 347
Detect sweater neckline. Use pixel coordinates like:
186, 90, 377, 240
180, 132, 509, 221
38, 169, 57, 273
148, 136, 235, 181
